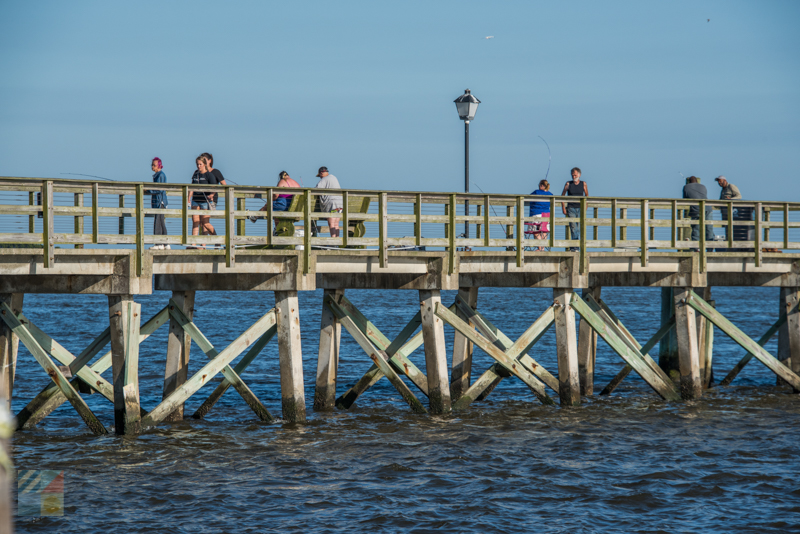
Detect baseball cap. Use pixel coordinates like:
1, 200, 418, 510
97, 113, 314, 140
715, 175, 726, 182
316, 166, 328, 177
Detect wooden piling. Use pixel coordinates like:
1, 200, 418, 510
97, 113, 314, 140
577, 286, 600, 395
673, 287, 702, 399
163, 290, 195, 421
275, 291, 307, 422
785, 287, 800, 393
554, 288, 580, 405
0, 294, 22, 412
419, 290, 451, 414
314, 288, 344, 411
451, 287, 478, 402
658, 287, 680, 380
108, 295, 142, 435
695, 287, 711, 386
0, 403, 11, 534
778, 287, 790, 386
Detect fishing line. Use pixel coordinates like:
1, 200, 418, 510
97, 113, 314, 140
469, 182, 513, 237
61, 173, 113, 181
538, 135, 551, 182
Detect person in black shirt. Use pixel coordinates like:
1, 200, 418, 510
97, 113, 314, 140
200, 152, 226, 205
560, 167, 588, 251
188, 156, 225, 248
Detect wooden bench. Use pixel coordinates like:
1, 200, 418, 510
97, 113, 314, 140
248, 192, 370, 248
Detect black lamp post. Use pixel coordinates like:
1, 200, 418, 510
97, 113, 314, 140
454, 89, 480, 239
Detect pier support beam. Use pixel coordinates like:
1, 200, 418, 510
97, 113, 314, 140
108, 294, 142, 435
554, 288, 580, 406
673, 287, 702, 399
578, 286, 600, 395
778, 288, 791, 386
451, 287, 478, 402
0, 294, 22, 412
314, 289, 343, 411
275, 290, 306, 422
784, 287, 800, 393
658, 287, 680, 380
163, 290, 195, 421
696, 287, 711, 387
420, 289, 451, 414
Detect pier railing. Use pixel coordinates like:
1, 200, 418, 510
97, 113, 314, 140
1, 176, 799, 273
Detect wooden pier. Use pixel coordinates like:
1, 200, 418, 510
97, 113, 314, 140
1, 176, 799, 435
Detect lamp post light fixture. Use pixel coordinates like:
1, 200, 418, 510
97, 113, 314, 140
454, 88, 480, 240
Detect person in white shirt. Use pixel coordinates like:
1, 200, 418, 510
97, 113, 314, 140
315, 166, 343, 237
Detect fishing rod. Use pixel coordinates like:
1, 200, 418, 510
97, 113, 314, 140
61, 173, 113, 181
538, 135, 551, 182
469, 182, 511, 237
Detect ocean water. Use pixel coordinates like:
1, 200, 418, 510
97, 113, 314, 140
9, 286, 800, 533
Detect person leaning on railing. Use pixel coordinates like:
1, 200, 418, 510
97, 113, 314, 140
715, 175, 742, 241
682, 176, 714, 244
146, 157, 170, 250
560, 167, 588, 252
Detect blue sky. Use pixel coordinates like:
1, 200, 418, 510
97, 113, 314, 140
1, 0, 798, 200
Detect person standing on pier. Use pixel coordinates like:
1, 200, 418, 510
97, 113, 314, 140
527, 179, 553, 251
315, 166, 343, 238
716, 175, 741, 241
147, 157, 169, 250
188, 156, 226, 248
560, 167, 588, 251
682, 176, 714, 243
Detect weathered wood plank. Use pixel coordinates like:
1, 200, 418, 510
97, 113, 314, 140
419, 290, 451, 414
435, 303, 554, 405
163, 291, 194, 421
314, 289, 344, 411
554, 289, 581, 405
600, 316, 676, 395
569, 295, 681, 401
142, 308, 277, 427
168, 300, 274, 422
0, 302, 107, 435
674, 287, 702, 399
0, 294, 22, 412
192, 325, 277, 420
108, 296, 142, 434
686, 290, 800, 390
786, 287, 800, 393
451, 287, 478, 402
338, 316, 427, 414
578, 286, 600, 395
718, 309, 788, 386
275, 291, 306, 422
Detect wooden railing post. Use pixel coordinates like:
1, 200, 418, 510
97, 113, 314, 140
135, 184, 144, 276
225, 187, 235, 268
181, 186, 188, 246
620, 206, 628, 241
670, 200, 677, 248
415, 193, 422, 247
579, 198, 587, 273
342, 190, 349, 247
516, 196, 523, 267
236, 196, 245, 237
118, 194, 125, 236
699, 200, 706, 272
475, 203, 482, 240
593, 207, 599, 241
549, 197, 555, 249
266, 188, 273, 247
304, 191, 312, 273
92, 183, 99, 244
448, 194, 455, 273
42, 181, 53, 268
726, 201, 733, 249
784, 203, 790, 250
611, 199, 617, 248
379, 192, 388, 268
484, 195, 491, 248
755, 202, 762, 267
28, 192, 35, 233
74, 193, 85, 249
640, 200, 648, 267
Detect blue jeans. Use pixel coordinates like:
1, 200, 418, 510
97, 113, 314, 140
273, 197, 289, 212
566, 206, 580, 250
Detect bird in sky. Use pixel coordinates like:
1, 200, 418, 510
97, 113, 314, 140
707, 19, 710, 22
485, 36, 494, 39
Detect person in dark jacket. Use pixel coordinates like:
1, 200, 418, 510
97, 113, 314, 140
147, 157, 169, 250
560, 167, 588, 251
682, 176, 714, 242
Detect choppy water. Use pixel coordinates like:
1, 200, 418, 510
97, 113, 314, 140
10, 287, 800, 533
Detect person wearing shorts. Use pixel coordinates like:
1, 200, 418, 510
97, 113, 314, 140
527, 179, 553, 251
188, 156, 225, 248
315, 166, 343, 237
250, 171, 301, 222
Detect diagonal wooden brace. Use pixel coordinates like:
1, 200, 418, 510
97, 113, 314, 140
600, 314, 676, 395
16, 305, 169, 429
455, 295, 559, 391
451, 302, 557, 409
142, 308, 277, 427
569, 296, 681, 401
192, 326, 277, 420
719, 313, 787, 386
0, 302, 107, 435
435, 303, 554, 407
328, 296, 429, 409
338, 315, 427, 414
167, 300, 274, 422
686, 290, 800, 389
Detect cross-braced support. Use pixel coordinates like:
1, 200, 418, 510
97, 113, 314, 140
435, 302, 556, 408
322, 295, 430, 413
419, 290, 451, 414
314, 289, 344, 411
673, 287, 702, 399
568, 294, 681, 401
554, 289, 581, 405
685, 289, 800, 392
